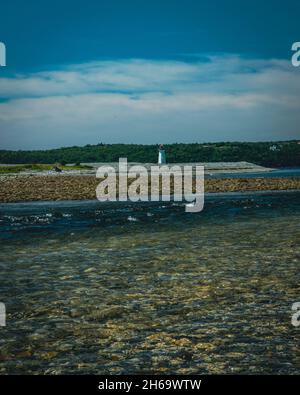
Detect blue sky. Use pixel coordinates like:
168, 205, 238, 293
0, 0, 299, 149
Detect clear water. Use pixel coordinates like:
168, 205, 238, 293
0, 191, 299, 374
209, 167, 300, 179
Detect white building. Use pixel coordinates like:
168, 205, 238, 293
158, 144, 166, 164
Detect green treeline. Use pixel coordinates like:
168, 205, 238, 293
0, 141, 299, 167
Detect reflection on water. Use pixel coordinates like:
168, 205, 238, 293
0, 192, 299, 374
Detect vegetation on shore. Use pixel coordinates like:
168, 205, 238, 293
0, 163, 93, 174
0, 140, 299, 167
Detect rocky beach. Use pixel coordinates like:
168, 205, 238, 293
0, 173, 299, 203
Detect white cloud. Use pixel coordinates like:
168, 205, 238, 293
0, 55, 299, 149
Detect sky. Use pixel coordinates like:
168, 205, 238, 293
0, 0, 299, 149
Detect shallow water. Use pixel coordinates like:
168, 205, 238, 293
0, 191, 299, 374
209, 167, 300, 178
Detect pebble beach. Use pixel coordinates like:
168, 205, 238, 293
0, 173, 299, 203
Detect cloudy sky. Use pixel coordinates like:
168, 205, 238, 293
0, 0, 299, 149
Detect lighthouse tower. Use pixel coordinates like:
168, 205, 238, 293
158, 144, 166, 164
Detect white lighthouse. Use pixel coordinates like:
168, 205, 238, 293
158, 144, 166, 164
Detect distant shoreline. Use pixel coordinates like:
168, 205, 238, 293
1, 140, 299, 169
